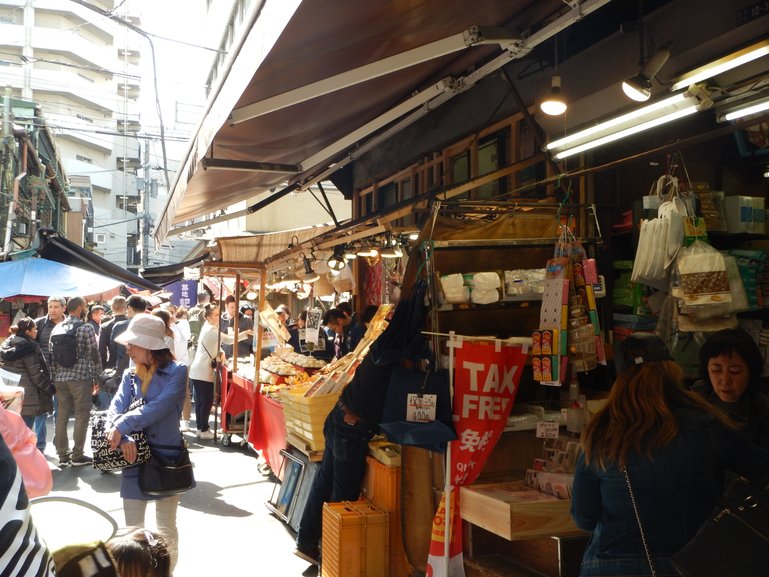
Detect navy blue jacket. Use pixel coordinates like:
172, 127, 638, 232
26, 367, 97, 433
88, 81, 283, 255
571, 408, 769, 576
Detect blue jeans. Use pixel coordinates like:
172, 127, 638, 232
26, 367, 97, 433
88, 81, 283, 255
191, 379, 214, 432
296, 405, 375, 550
22, 414, 48, 451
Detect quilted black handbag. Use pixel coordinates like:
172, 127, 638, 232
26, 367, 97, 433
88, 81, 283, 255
90, 398, 151, 472
139, 442, 195, 496
672, 478, 769, 577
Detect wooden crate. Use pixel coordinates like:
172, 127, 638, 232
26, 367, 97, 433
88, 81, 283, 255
322, 500, 389, 577
459, 481, 583, 541
362, 457, 409, 577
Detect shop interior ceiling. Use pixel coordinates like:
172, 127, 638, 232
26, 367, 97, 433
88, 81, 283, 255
156, 0, 769, 260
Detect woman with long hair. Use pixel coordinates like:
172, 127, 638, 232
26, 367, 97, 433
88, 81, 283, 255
0, 318, 53, 452
107, 314, 190, 573
572, 333, 769, 577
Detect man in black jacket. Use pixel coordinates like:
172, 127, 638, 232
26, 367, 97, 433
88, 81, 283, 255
98, 296, 127, 369
32, 296, 66, 451
109, 295, 148, 378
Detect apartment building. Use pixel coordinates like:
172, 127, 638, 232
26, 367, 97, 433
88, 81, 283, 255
0, 0, 199, 271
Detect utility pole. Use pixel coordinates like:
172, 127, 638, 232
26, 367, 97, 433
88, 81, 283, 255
140, 139, 150, 270
22, 0, 33, 100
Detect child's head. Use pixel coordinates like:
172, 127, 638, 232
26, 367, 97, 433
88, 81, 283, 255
106, 528, 170, 577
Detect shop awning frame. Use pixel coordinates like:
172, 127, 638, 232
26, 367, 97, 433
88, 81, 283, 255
155, 0, 614, 243
34, 229, 161, 292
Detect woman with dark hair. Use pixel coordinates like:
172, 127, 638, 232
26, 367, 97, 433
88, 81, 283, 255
107, 314, 190, 573
694, 327, 769, 447
151, 309, 176, 355
105, 527, 171, 577
571, 333, 769, 577
0, 318, 53, 452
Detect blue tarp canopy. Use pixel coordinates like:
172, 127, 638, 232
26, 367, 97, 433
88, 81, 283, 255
0, 258, 124, 298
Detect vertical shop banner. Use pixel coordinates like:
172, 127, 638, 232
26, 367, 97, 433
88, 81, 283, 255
165, 280, 198, 308
426, 341, 528, 577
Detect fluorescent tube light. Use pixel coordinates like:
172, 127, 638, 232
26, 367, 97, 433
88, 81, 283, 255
552, 106, 698, 159
671, 39, 769, 92
546, 92, 701, 159
722, 98, 769, 121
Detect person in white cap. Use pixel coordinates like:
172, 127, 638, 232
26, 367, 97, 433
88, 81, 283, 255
107, 313, 191, 573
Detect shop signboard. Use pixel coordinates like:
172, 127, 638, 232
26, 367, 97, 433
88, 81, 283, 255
426, 339, 527, 577
164, 280, 198, 308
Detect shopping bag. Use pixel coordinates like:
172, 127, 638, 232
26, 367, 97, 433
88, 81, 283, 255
379, 367, 456, 453
90, 398, 151, 472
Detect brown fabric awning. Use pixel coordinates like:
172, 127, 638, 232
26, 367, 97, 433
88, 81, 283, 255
156, 0, 606, 242
216, 225, 336, 264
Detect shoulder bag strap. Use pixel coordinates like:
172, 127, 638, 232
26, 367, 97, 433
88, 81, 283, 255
623, 467, 657, 577
200, 342, 214, 360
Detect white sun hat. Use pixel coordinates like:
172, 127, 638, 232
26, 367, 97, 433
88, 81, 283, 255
114, 313, 168, 351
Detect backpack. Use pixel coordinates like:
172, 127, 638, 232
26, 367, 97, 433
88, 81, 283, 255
50, 320, 83, 368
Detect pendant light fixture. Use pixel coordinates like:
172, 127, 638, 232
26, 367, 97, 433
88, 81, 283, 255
622, 47, 670, 102
326, 246, 346, 271
541, 36, 567, 116
621, 1, 670, 102
300, 253, 320, 283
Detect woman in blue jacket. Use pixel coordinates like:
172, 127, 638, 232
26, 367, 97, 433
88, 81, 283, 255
571, 333, 769, 577
107, 313, 190, 573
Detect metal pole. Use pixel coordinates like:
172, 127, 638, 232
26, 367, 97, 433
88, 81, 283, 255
141, 140, 150, 270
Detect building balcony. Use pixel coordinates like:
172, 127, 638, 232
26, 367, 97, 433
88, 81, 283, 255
45, 112, 115, 154
32, 0, 121, 39
31, 68, 118, 113
63, 158, 113, 191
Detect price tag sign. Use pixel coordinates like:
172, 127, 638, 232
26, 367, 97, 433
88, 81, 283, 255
536, 421, 559, 439
406, 393, 437, 423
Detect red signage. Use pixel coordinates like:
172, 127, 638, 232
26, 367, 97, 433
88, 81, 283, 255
427, 341, 527, 577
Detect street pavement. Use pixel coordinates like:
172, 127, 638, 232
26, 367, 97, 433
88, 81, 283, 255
34, 414, 315, 576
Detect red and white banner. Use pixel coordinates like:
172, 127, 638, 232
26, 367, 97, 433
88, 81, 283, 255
426, 341, 527, 577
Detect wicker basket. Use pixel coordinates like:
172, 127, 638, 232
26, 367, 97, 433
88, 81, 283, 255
280, 385, 340, 451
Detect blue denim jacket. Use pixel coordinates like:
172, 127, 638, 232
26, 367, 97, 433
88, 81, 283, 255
107, 361, 189, 500
571, 408, 769, 577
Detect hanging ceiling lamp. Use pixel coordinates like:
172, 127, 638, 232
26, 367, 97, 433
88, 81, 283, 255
541, 36, 567, 116
621, 2, 670, 102
380, 234, 403, 258
327, 246, 346, 271
622, 47, 670, 102
300, 253, 320, 283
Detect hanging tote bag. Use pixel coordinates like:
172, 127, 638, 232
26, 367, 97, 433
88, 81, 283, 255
138, 441, 195, 496
379, 367, 457, 453
672, 478, 769, 577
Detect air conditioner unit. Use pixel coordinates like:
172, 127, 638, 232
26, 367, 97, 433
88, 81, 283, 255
95, 233, 106, 244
